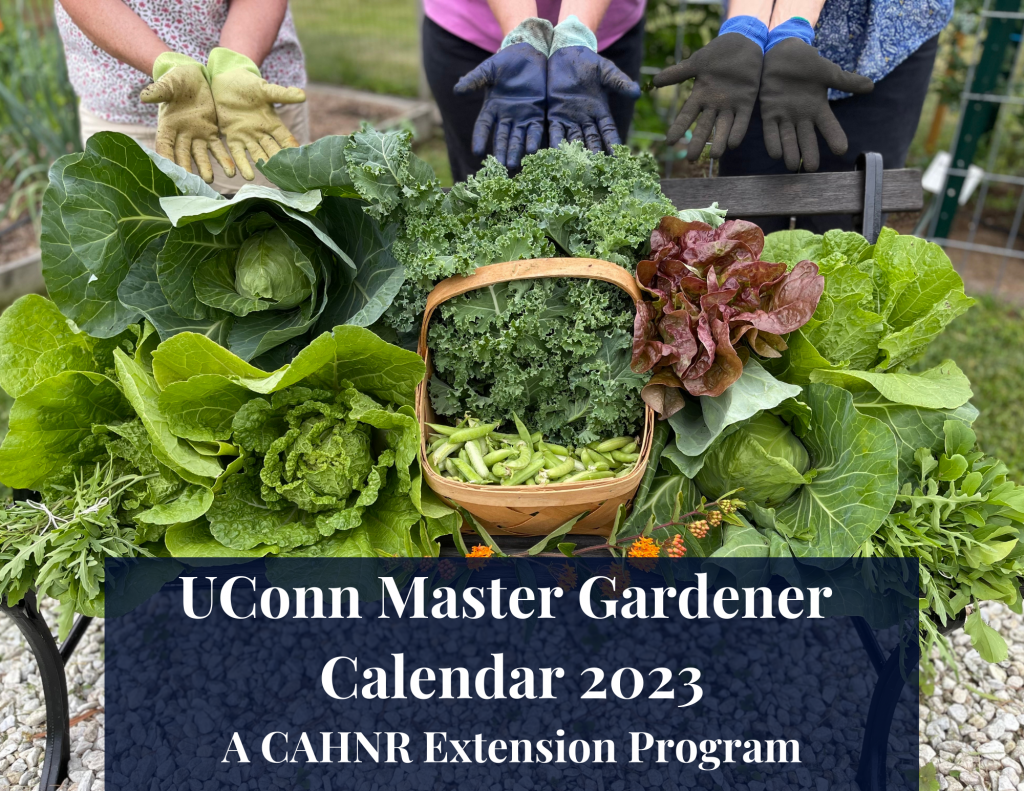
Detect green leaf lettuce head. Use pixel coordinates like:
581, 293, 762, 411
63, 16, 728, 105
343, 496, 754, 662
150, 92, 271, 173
762, 227, 975, 383
41, 131, 413, 366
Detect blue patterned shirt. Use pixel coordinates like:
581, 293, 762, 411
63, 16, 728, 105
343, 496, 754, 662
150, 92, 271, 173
815, 0, 955, 100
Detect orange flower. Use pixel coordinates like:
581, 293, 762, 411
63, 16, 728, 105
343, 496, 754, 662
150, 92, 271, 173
628, 537, 660, 558
665, 534, 686, 558
466, 544, 494, 569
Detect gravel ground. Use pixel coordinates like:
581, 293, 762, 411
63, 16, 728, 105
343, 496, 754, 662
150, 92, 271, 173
0, 598, 1020, 791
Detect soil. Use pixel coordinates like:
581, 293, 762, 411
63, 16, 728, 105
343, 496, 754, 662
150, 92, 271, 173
0, 179, 40, 267
304, 84, 410, 142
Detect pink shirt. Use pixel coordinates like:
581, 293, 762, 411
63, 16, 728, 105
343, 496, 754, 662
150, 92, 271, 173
424, 1, 646, 53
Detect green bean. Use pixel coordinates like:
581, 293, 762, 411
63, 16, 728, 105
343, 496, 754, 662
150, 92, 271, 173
427, 423, 457, 436
611, 451, 640, 463
483, 447, 515, 466
445, 458, 460, 477
594, 436, 633, 453
493, 431, 543, 444
492, 462, 511, 479
452, 457, 488, 484
427, 436, 449, 453
563, 470, 616, 483
448, 422, 499, 444
619, 441, 638, 455
430, 442, 463, 469
465, 440, 492, 480
615, 464, 637, 477
502, 456, 547, 486
589, 448, 619, 467
581, 449, 610, 470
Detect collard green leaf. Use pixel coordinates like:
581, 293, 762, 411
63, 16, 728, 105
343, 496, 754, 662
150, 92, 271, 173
711, 521, 769, 558
667, 359, 802, 477
41, 133, 183, 337
257, 135, 361, 196
0, 372, 131, 489
775, 384, 898, 557
159, 184, 323, 229
113, 349, 222, 486
811, 359, 973, 410
315, 197, 406, 331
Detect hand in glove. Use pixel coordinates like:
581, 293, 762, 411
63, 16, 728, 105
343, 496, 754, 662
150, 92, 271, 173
759, 19, 874, 172
546, 15, 640, 152
140, 52, 235, 183
207, 47, 306, 180
454, 18, 551, 169
652, 17, 766, 160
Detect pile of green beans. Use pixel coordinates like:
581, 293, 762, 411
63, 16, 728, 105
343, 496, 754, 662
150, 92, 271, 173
426, 414, 640, 486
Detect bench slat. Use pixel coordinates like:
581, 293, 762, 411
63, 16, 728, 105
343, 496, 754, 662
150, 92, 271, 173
660, 169, 923, 216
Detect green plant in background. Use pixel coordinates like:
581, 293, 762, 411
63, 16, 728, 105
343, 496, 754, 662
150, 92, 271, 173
0, 0, 80, 231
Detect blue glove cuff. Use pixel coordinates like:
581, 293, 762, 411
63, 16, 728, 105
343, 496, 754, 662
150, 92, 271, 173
765, 17, 815, 52
500, 18, 555, 55
719, 16, 769, 53
550, 15, 598, 54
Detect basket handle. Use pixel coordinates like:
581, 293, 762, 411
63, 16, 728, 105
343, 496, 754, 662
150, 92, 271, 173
418, 258, 644, 357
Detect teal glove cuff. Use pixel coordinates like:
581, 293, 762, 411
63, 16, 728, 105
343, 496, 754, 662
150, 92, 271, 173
500, 17, 555, 55
206, 47, 262, 79
550, 14, 598, 53
153, 51, 208, 81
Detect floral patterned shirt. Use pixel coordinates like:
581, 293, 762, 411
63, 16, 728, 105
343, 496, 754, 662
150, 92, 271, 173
55, 0, 306, 125
815, 0, 954, 100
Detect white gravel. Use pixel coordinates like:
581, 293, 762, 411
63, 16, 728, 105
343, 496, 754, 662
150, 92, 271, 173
0, 597, 1020, 791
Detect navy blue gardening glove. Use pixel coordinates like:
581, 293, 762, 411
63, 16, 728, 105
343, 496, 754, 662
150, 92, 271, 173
546, 15, 640, 152
652, 17, 767, 160
759, 18, 874, 171
454, 18, 552, 168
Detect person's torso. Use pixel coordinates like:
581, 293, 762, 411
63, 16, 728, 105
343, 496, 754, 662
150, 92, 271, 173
814, 0, 954, 98
55, 0, 306, 125
423, 0, 647, 54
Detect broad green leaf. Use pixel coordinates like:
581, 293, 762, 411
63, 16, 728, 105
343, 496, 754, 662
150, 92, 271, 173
275, 525, 376, 557
710, 522, 769, 558
964, 609, 1009, 663
206, 468, 320, 550
668, 359, 802, 476
761, 229, 822, 269
159, 183, 323, 229
314, 197, 406, 331
810, 359, 973, 410
821, 229, 872, 262
257, 135, 361, 196
875, 290, 975, 370
0, 295, 109, 397
359, 477, 424, 557
875, 229, 970, 330
41, 133, 182, 337
944, 419, 977, 458
762, 328, 836, 386
528, 514, 584, 556
851, 393, 977, 483
133, 485, 214, 525
157, 222, 246, 320
776, 384, 898, 557
0, 371, 131, 490
165, 520, 278, 558
113, 349, 222, 486
157, 375, 255, 442
143, 148, 221, 199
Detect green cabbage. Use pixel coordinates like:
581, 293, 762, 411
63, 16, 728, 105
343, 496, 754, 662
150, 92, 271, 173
695, 412, 810, 508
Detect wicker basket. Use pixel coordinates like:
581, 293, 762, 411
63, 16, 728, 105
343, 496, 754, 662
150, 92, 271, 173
415, 258, 655, 536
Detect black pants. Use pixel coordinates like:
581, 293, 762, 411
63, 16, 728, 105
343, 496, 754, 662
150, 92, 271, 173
719, 34, 941, 233
422, 16, 646, 183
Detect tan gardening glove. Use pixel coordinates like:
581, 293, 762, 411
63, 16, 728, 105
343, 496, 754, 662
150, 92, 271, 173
140, 52, 236, 183
207, 47, 306, 180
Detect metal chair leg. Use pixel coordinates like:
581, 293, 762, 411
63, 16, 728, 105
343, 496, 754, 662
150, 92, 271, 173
854, 633, 920, 791
0, 590, 87, 791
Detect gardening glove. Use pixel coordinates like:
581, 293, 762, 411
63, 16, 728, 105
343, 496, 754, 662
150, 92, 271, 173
759, 19, 874, 172
140, 52, 236, 183
454, 18, 552, 169
207, 47, 306, 180
546, 15, 640, 153
652, 17, 766, 160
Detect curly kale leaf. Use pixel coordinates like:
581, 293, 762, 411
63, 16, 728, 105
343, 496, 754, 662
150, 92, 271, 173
427, 278, 646, 445
384, 142, 674, 335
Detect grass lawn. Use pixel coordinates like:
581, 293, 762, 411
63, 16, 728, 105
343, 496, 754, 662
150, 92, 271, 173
921, 296, 1024, 480
291, 0, 421, 97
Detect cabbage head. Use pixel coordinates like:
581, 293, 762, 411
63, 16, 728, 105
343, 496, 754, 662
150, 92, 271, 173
695, 412, 810, 507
